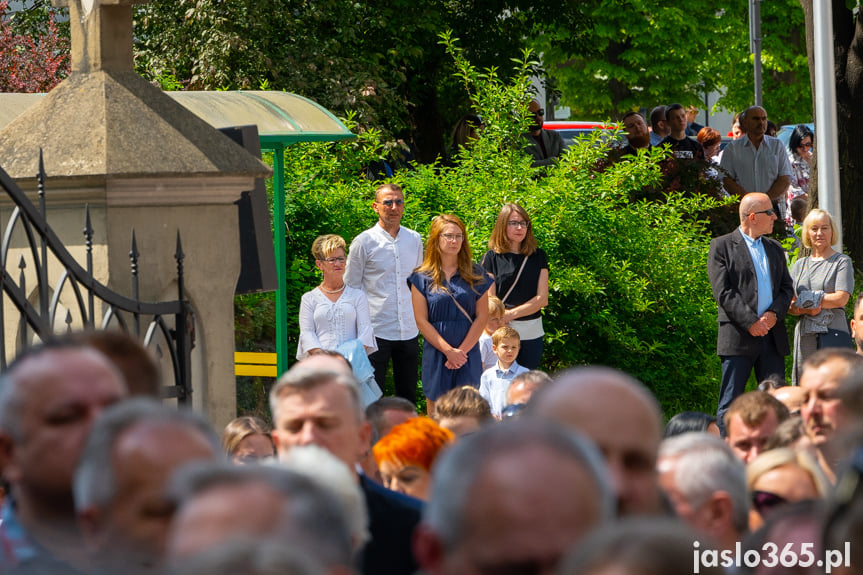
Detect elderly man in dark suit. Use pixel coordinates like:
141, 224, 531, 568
708, 193, 794, 435
269, 364, 422, 575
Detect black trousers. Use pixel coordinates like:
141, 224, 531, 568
369, 336, 419, 403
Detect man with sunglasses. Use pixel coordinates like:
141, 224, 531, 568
708, 193, 794, 435
345, 183, 423, 404
720, 106, 792, 230
522, 100, 568, 167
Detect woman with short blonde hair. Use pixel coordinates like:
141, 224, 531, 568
297, 234, 377, 358
788, 209, 854, 384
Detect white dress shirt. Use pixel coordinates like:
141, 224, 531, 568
344, 223, 423, 341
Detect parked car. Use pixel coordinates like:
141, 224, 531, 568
544, 120, 618, 148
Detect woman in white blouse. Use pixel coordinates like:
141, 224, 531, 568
297, 235, 377, 358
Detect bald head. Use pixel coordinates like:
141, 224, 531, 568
738, 193, 776, 238
294, 353, 352, 375
743, 106, 767, 142
529, 367, 664, 516
739, 193, 771, 221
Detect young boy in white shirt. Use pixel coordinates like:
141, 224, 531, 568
479, 296, 505, 371
479, 326, 529, 418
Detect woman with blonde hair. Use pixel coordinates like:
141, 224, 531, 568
409, 215, 492, 414
297, 234, 376, 358
788, 209, 854, 384
747, 447, 830, 531
480, 203, 549, 368
222, 416, 275, 464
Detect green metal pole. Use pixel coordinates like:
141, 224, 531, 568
272, 143, 289, 376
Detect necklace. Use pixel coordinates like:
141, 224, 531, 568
320, 283, 345, 294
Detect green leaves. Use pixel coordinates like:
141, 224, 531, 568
534, 0, 811, 123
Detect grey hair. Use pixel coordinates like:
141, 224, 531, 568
558, 517, 727, 575
659, 432, 749, 534
73, 398, 222, 511
278, 445, 370, 549
168, 462, 353, 568
423, 419, 614, 548
167, 539, 325, 575
269, 368, 364, 423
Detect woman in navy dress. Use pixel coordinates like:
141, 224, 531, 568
408, 214, 491, 414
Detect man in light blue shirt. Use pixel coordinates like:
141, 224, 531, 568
707, 193, 794, 434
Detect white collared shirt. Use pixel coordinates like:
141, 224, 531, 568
479, 360, 530, 417
344, 223, 423, 341
720, 135, 792, 195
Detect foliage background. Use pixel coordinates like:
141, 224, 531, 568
535, 0, 812, 123
237, 39, 730, 418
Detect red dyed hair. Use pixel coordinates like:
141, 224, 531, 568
372, 416, 454, 472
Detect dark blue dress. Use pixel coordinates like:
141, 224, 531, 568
408, 265, 492, 400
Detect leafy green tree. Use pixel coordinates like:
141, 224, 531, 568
535, 0, 811, 122
133, 0, 590, 163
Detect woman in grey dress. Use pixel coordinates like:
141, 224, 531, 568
788, 209, 854, 384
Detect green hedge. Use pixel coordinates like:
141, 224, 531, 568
236, 38, 732, 417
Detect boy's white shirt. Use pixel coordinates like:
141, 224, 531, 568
478, 359, 529, 417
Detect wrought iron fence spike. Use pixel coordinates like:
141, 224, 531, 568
130, 229, 139, 263
18, 255, 26, 270
84, 204, 93, 241
175, 231, 184, 262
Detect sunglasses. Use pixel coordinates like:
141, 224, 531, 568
379, 199, 404, 207
752, 489, 788, 514
501, 403, 527, 419
749, 208, 775, 217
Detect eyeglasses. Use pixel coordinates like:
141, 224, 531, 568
507, 220, 528, 229
441, 234, 464, 242
749, 208, 775, 217
532, 108, 545, 117
800, 142, 813, 150
751, 490, 788, 515
501, 403, 527, 419
321, 256, 346, 264
379, 199, 405, 207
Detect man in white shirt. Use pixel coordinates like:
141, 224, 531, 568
720, 106, 792, 226
345, 184, 423, 403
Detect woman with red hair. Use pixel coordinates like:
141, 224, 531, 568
372, 417, 454, 501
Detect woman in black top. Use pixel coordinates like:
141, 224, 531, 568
480, 203, 549, 369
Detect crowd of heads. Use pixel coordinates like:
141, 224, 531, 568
2, 293, 863, 575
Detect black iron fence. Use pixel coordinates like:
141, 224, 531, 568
0, 152, 194, 402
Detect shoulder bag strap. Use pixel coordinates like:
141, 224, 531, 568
447, 289, 474, 322
500, 255, 529, 305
